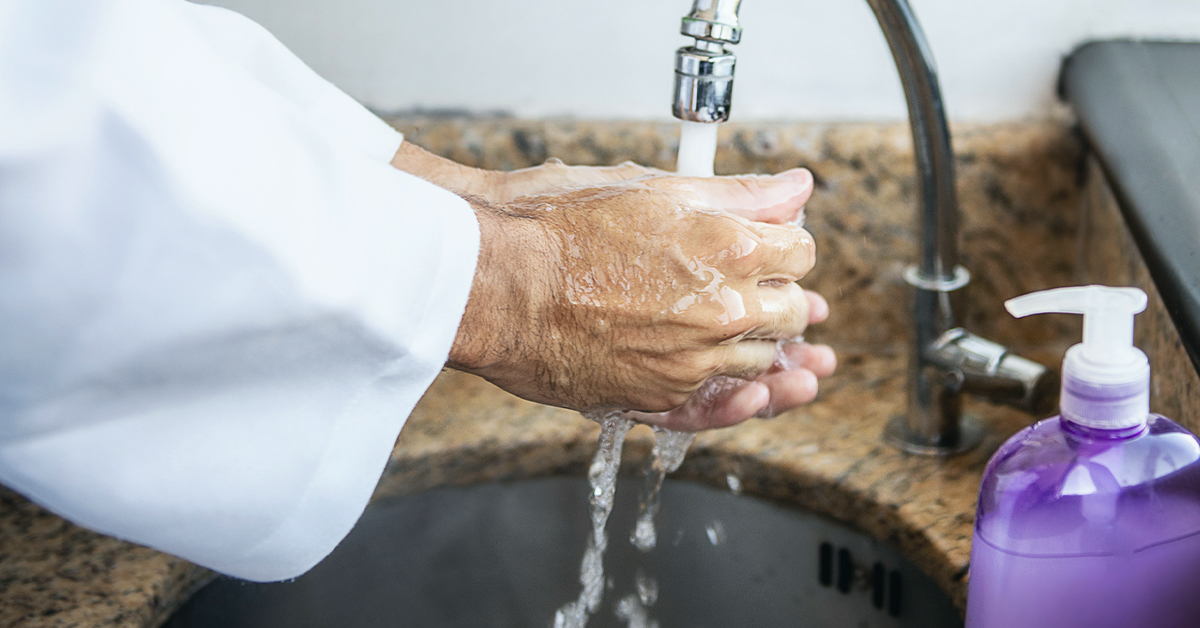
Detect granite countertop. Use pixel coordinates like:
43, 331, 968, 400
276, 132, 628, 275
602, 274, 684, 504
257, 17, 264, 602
5, 118, 1197, 627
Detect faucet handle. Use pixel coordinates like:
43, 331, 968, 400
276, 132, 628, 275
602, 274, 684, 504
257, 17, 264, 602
929, 329, 1060, 416
682, 0, 742, 45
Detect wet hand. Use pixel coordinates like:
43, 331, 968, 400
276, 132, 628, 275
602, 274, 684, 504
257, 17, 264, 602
626, 294, 836, 432
448, 174, 831, 423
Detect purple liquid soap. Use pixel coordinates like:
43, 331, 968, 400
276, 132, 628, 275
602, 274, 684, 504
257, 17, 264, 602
966, 414, 1200, 628
966, 286, 1200, 628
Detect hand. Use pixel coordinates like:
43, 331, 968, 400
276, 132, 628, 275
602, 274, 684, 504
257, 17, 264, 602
393, 141, 836, 430
449, 174, 827, 421
625, 295, 835, 431
618, 172, 835, 431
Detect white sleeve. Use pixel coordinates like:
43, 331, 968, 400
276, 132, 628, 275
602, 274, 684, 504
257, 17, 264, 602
180, 1, 406, 163
0, 0, 479, 582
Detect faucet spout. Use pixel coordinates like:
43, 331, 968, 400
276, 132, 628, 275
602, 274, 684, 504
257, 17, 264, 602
671, 0, 1059, 455
865, 0, 959, 279
673, 0, 741, 123
863, 0, 1057, 454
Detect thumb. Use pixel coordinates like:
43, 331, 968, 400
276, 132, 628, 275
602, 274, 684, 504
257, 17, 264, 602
645, 168, 814, 224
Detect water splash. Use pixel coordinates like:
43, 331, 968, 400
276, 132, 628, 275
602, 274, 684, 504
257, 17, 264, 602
554, 411, 635, 628
614, 568, 662, 628
753, 337, 806, 419
705, 520, 727, 546
635, 569, 660, 606
557, 117, 799, 628
615, 593, 660, 628
631, 427, 697, 552
556, 418, 697, 628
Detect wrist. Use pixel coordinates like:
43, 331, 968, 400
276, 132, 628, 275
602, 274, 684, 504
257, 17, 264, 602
447, 197, 550, 374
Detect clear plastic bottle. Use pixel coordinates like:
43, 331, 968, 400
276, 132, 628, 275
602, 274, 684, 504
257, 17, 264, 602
965, 286, 1200, 628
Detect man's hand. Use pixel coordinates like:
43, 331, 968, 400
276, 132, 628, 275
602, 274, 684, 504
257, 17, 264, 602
393, 142, 835, 430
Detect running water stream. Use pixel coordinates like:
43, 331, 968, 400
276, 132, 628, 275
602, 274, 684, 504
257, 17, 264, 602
554, 121, 763, 627
676, 120, 719, 178
631, 427, 698, 552
554, 411, 635, 628
554, 413, 696, 628
618, 426, 698, 628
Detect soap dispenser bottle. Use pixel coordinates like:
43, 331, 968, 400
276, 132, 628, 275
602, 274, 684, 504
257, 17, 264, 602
965, 286, 1200, 628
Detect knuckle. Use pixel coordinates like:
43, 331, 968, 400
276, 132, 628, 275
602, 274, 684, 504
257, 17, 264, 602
796, 229, 817, 271
728, 243, 767, 276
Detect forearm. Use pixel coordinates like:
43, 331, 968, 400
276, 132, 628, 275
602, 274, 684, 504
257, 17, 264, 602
390, 141, 500, 199
391, 141, 660, 204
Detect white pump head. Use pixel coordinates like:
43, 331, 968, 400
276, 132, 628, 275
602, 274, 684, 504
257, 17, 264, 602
1005, 285, 1150, 430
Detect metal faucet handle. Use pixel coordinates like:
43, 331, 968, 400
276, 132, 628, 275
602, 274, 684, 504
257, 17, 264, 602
928, 329, 1060, 416
682, 0, 743, 44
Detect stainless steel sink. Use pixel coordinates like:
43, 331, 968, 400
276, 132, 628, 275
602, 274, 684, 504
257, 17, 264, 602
164, 478, 962, 628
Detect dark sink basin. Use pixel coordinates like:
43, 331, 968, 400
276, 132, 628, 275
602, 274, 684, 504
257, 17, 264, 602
164, 477, 962, 628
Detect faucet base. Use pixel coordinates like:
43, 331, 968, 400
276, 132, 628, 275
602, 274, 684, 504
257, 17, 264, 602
882, 414, 983, 456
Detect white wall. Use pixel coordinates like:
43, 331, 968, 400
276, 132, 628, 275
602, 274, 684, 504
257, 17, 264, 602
204, 0, 1200, 121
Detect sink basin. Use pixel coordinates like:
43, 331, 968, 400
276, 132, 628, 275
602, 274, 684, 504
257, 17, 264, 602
164, 478, 962, 628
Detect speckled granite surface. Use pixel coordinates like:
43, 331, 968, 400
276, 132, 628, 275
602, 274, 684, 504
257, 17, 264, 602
1, 119, 1193, 627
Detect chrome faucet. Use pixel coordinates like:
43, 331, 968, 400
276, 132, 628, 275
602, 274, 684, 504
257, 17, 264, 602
672, 0, 1058, 455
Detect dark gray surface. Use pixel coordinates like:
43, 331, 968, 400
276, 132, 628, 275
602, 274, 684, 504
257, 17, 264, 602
1061, 40, 1200, 371
164, 478, 961, 628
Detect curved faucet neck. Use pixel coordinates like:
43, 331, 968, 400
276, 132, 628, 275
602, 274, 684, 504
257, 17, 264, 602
866, 0, 960, 282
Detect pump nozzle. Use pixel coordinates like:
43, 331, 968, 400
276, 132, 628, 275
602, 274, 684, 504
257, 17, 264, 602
1006, 286, 1147, 365
1005, 285, 1150, 429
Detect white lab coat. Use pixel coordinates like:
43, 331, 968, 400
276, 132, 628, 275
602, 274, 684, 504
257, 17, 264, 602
0, 0, 479, 581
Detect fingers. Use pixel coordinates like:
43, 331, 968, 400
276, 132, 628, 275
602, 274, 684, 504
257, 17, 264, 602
773, 342, 837, 378
717, 339, 781, 379
754, 368, 820, 417
644, 168, 814, 224
750, 222, 816, 281
628, 379, 770, 432
737, 287, 826, 345
748, 282, 811, 340
806, 290, 829, 325
631, 341, 837, 431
